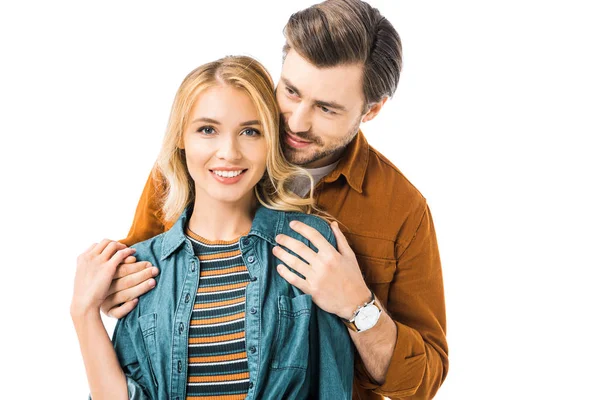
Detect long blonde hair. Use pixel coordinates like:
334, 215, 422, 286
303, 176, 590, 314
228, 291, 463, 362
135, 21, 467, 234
156, 56, 317, 222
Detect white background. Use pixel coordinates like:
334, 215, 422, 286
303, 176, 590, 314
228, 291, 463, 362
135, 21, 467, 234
1, 1, 598, 399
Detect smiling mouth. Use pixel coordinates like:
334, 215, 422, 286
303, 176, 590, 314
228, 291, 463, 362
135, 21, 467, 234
210, 169, 247, 178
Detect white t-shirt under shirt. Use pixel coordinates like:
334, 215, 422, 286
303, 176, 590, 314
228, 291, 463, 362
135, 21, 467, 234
288, 161, 340, 198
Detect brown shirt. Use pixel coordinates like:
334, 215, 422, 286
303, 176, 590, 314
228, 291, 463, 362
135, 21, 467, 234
121, 131, 448, 400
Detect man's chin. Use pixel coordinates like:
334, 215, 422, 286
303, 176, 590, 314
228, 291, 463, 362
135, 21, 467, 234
283, 146, 316, 166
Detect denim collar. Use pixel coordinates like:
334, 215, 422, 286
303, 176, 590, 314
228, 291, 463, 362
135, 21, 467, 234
160, 205, 282, 260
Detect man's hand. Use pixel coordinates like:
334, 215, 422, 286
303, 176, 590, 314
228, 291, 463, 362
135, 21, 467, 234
273, 220, 371, 319
100, 252, 159, 319
71, 240, 137, 319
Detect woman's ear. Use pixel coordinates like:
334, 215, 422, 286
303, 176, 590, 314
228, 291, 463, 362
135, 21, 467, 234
177, 135, 185, 150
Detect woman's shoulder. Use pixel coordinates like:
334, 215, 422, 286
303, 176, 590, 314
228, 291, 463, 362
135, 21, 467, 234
129, 232, 167, 263
267, 209, 335, 246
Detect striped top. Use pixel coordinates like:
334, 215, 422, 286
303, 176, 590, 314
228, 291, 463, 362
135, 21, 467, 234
185, 229, 251, 400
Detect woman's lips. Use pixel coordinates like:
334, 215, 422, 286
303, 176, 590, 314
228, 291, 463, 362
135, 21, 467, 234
209, 169, 247, 184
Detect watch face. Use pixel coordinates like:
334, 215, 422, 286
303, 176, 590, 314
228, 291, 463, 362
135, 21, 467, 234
354, 304, 380, 331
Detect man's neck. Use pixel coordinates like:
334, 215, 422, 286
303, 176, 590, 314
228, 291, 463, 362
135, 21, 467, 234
302, 148, 345, 169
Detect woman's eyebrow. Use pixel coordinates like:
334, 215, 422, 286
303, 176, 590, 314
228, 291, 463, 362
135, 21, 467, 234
191, 117, 220, 125
239, 120, 261, 126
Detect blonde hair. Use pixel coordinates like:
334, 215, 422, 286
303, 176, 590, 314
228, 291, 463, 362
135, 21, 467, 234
156, 56, 317, 222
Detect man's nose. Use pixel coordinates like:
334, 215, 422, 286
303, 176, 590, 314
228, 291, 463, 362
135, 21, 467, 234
286, 103, 312, 134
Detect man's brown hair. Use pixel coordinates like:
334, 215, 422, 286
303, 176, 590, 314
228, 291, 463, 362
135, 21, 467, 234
283, 0, 402, 107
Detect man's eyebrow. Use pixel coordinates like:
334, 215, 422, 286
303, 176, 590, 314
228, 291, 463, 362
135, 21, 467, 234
281, 77, 303, 97
315, 99, 347, 112
281, 76, 347, 112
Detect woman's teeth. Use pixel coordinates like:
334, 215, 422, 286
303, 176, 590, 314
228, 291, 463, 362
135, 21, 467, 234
212, 170, 243, 178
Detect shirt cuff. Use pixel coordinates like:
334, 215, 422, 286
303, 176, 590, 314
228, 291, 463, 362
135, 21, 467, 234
355, 320, 427, 398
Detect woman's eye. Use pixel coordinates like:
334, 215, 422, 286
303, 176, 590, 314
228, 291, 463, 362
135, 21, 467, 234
241, 128, 260, 137
197, 126, 215, 135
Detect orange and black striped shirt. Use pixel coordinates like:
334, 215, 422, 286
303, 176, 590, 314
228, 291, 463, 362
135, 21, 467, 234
185, 229, 251, 400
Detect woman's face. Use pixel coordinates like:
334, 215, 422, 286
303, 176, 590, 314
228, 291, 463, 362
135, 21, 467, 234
182, 84, 268, 208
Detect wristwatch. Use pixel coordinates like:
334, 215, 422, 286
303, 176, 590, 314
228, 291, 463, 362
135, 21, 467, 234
341, 290, 382, 332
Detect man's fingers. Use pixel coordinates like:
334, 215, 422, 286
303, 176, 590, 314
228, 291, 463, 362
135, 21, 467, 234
289, 221, 332, 250
108, 265, 160, 296
123, 255, 137, 264
104, 298, 139, 319
274, 234, 317, 265
113, 260, 151, 280
103, 277, 157, 309
272, 246, 311, 278
276, 264, 310, 293
330, 221, 352, 254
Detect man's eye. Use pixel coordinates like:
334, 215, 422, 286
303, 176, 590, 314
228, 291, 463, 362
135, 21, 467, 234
197, 126, 215, 135
241, 128, 261, 137
285, 87, 296, 96
320, 106, 334, 114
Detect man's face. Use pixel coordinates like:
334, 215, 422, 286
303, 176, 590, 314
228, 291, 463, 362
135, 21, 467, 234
276, 49, 367, 168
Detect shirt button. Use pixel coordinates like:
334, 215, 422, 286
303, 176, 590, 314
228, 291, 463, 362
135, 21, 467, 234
191, 264, 196, 272
177, 360, 182, 373
250, 307, 257, 314
249, 346, 256, 354
179, 322, 184, 334
242, 238, 250, 246
250, 276, 257, 282
249, 382, 254, 389
247, 255, 255, 263
185, 293, 191, 303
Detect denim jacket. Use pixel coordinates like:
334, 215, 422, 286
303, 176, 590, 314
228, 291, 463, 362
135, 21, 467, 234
110, 205, 354, 400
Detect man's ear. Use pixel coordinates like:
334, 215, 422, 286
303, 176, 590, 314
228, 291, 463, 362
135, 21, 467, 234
362, 97, 389, 123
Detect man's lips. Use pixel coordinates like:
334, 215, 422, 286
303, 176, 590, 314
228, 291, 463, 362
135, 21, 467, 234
284, 130, 312, 149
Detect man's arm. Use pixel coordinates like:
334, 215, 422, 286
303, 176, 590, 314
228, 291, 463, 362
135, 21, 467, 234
273, 206, 448, 399
101, 167, 167, 319
353, 205, 448, 399
120, 166, 167, 247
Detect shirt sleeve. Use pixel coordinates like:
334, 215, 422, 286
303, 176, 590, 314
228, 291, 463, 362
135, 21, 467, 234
112, 312, 153, 400
120, 166, 168, 246
354, 203, 449, 399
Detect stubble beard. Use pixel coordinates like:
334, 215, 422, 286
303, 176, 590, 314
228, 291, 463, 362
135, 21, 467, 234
281, 117, 362, 167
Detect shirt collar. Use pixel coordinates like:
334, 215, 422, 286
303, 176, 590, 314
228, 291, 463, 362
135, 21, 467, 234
160, 204, 282, 260
320, 130, 369, 193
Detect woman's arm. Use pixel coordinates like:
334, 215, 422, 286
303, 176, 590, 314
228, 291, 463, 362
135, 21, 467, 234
72, 311, 129, 400
71, 240, 140, 399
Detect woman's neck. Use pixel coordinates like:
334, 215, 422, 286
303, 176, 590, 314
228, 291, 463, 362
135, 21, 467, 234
188, 196, 256, 241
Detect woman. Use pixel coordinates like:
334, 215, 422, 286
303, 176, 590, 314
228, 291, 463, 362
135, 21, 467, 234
71, 56, 353, 400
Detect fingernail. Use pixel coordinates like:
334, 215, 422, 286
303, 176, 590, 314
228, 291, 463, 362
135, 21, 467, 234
289, 221, 297, 228
132, 298, 138, 303
148, 279, 156, 288
151, 267, 159, 275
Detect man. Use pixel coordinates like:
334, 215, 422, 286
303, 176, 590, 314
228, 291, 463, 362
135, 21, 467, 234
103, 1, 448, 398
